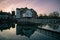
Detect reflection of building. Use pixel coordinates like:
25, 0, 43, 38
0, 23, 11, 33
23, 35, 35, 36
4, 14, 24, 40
0, 23, 15, 32
16, 25, 36, 37
16, 7, 37, 18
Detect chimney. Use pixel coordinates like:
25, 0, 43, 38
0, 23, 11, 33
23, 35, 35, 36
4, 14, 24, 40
12, 11, 15, 16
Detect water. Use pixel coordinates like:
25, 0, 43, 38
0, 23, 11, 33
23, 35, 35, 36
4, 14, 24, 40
0, 23, 60, 40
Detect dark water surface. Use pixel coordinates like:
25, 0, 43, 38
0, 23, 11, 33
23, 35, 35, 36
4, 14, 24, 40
0, 23, 60, 40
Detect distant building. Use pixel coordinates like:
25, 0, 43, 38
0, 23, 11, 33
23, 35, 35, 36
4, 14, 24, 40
0, 10, 16, 20
16, 7, 38, 18
0, 11, 11, 19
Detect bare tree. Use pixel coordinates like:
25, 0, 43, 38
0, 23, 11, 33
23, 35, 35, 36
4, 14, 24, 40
49, 11, 59, 17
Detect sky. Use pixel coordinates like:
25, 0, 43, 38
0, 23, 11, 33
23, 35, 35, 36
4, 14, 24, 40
0, 0, 60, 15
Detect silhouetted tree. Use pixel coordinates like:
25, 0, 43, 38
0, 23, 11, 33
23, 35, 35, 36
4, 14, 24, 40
49, 11, 59, 17
44, 14, 47, 17
38, 14, 43, 18
39, 14, 43, 17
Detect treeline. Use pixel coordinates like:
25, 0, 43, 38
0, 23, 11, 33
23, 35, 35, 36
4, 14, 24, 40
37, 11, 60, 19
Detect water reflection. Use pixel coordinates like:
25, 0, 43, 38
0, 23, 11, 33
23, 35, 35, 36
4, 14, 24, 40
0, 23, 60, 40
48, 24, 59, 30
16, 25, 36, 38
38, 23, 60, 31
0, 23, 15, 32
16, 24, 60, 40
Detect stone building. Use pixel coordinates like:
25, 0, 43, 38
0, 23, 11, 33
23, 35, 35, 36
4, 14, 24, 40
16, 7, 38, 18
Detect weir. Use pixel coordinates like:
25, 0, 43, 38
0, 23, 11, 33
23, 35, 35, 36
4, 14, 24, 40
16, 18, 60, 24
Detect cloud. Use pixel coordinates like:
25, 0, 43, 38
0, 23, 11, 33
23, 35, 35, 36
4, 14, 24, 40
0, 0, 4, 3
0, 0, 60, 15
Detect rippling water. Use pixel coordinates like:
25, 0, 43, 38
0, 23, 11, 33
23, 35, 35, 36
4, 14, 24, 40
0, 23, 60, 40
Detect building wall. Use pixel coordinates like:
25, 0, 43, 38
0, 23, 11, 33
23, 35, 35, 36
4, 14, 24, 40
23, 10, 32, 17
0, 15, 8, 19
16, 9, 21, 18
16, 9, 33, 18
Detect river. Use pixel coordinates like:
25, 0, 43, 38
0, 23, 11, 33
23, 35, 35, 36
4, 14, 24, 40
0, 23, 60, 40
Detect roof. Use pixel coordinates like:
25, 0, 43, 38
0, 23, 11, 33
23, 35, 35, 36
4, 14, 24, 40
0, 12, 11, 15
